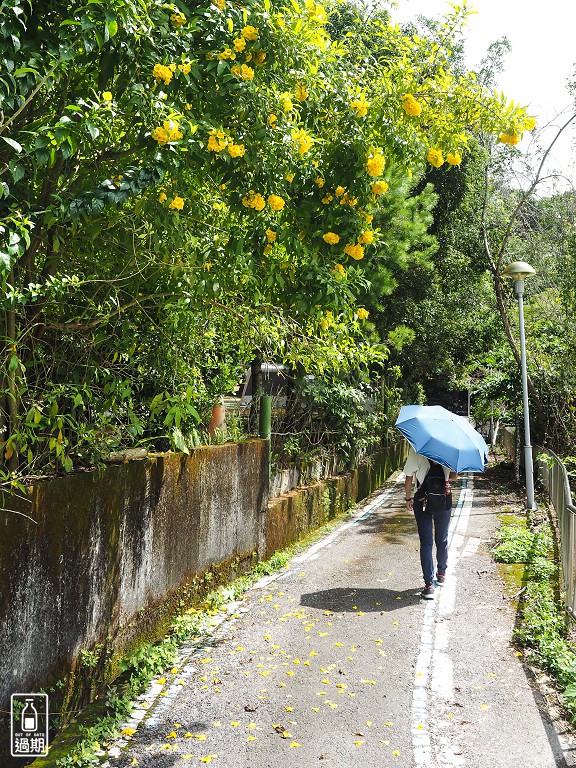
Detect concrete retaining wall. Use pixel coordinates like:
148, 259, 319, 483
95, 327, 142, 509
0, 441, 268, 719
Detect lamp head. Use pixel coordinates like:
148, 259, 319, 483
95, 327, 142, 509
502, 261, 536, 282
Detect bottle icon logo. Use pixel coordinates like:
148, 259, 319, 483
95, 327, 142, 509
11, 693, 49, 757
22, 699, 38, 732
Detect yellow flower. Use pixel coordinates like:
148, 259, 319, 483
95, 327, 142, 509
102, 91, 113, 102
169, 196, 184, 210
254, 52, 267, 65
358, 230, 373, 244
264, 244, 272, 254
372, 180, 389, 195
228, 143, 245, 157
499, 130, 521, 145
333, 263, 346, 277
335, 185, 346, 197
268, 194, 285, 211
321, 194, 333, 204
158, 192, 168, 203
323, 232, 340, 244
402, 93, 422, 116
350, 95, 368, 117
524, 116, 536, 131
291, 128, 313, 154
280, 92, 293, 112
213, 0, 225, 8
266, 229, 277, 242
207, 134, 227, 152
268, 113, 278, 127
242, 25, 259, 40
163, 120, 183, 140
179, 62, 192, 74
314, 177, 325, 187
446, 151, 462, 166
170, 11, 187, 27
218, 48, 236, 60
295, 82, 308, 101
366, 152, 385, 176
344, 242, 365, 260
152, 126, 170, 145
427, 148, 444, 167
285, 172, 295, 182
236, 64, 255, 80
152, 63, 173, 85
357, 308, 369, 319
233, 37, 247, 52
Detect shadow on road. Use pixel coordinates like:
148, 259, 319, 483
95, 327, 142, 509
300, 586, 421, 613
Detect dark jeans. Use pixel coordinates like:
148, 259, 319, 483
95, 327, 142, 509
413, 498, 452, 586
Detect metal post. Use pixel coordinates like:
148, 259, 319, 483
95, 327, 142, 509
515, 279, 537, 510
259, 394, 272, 441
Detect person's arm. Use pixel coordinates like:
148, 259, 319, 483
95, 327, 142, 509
405, 474, 414, 511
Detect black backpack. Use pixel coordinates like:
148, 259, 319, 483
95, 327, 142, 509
415, 461, 447, 513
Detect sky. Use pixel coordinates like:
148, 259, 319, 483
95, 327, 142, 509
391, 0, 576, 185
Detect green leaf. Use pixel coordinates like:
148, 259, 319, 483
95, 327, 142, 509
1, 136, 22, 153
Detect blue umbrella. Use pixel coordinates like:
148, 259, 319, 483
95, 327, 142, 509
395, 405, 489, 473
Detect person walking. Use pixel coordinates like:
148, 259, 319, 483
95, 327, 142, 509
403, 445, 457, 599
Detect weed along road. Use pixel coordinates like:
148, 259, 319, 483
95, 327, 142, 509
102, 474, 574, 768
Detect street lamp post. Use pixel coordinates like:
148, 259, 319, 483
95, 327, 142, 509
502, 260, 537, 511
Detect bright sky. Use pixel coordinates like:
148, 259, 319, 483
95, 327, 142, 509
392, 0, 576, 184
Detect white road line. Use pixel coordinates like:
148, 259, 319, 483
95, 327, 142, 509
411, 478, 475, 768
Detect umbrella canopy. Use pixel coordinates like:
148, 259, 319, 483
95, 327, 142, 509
395, 404, 489, 473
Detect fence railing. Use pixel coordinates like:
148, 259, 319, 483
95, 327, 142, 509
535, 446, 576, 620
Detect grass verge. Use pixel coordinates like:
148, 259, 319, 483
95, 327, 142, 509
493, 509, 576, 722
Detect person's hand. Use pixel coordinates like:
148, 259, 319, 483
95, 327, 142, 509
406, 497, 414, 511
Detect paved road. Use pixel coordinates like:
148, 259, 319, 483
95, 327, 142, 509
102, 473, 576, 768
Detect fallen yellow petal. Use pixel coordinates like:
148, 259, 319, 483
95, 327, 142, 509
355, 740, 365, 746
166, 731, 178, 739
290, 742, 301, 748
121, 727, 136, 736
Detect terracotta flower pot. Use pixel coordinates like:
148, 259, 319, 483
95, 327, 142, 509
208, 402, 226, 438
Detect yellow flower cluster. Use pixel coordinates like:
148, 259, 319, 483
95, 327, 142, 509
335, 185, 346, 197
233, 37, 247, 52
366, 152, 385, 177
242, 25, 259, 40
446, 151, 462, 166
321, 193, 333, 204
153, 63, 173, 86
179, 61, 191, 74
427, 148, 444, 167
170, 12, 187, 27
314, 177, 324, 188
323, 232, 340, 244
499, 130, 521, 146
231, 64, 255, 80
402, 94, 422, 116
169, 196, 184, 210
152, 120, 183, 145
158, 192, 168, 203
339, 192, 357, 206
350, 95, 369, 117
292, 128, 313, 154
269, 113, 278, 127
280, 93, 293, 112
358, 230, 373, 244
357, 308, 369, 320
266, 229, 277, 242
344, 242, 365, 260
372, 180, 389, 195
207, 129, 245, 158
268, 194, 285, 211
333, 263, 346, 277
242, 190, 266, 210
295, 83, 308, 101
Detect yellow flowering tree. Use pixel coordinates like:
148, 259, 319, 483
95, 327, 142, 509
0, 0, 533, 478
